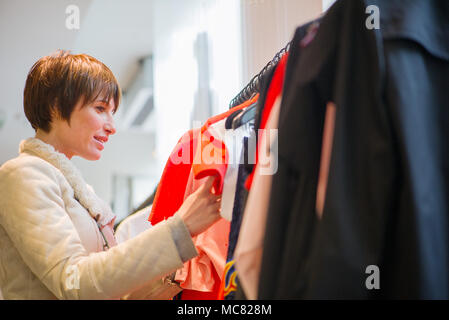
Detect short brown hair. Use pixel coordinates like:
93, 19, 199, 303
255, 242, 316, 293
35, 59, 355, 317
24, 50, 121, 132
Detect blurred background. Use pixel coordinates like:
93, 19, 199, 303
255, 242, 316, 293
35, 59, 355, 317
0, 0, 333, 223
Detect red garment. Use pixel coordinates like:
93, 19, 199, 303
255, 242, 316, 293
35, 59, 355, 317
174, 122, 230, 298
180, 268, 222, 300
149, 98, 259, 299
149, 127, 228, 300
192, 127, 228, 194
149, 94, 259, 224
245, 54, 288, 190
148, 129, 200, 224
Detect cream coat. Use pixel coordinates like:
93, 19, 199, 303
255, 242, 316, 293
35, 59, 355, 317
0, 138, 197, 299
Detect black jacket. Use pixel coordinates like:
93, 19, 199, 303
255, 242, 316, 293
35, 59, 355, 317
259, 0, 449, 299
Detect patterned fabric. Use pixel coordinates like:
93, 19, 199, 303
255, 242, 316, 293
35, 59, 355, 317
220, 133, 254, 300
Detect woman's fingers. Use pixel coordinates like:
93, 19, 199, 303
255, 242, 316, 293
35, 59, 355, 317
210, 197, 221, 211
200, 176, 215, 194
177, 175, 223, 237
214, 201, 222, 214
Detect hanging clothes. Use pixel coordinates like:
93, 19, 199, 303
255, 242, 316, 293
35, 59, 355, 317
315, 102, 336, 219
149, 129, 199, 225
219, 127, 256, 300
260, 0, 449, 299
115, 206, 153, 244
218, 67, 277, 300
256, 18, 324, 299
234, 95, 282, 300
232, 52, 289, 300
148, 95, 259, 300
149, 94, 259, 225
174, 119, 230, 299
245, 53, 289, 190
149, 126, 228, 299
220, 116, 255, 222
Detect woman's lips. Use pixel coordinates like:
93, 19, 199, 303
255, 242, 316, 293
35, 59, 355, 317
93, 136, 107, 150
94, 135, 108, 143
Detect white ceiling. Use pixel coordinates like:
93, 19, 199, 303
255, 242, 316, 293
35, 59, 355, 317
74, 0, 154, 89
0, 0, 154, 163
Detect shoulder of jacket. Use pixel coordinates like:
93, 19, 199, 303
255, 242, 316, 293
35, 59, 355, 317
0, 153, 63, 184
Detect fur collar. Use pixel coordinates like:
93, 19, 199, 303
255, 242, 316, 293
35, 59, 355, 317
19, 137, 116, 227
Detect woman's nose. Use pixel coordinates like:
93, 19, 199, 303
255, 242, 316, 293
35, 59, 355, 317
104, 119, 116, 135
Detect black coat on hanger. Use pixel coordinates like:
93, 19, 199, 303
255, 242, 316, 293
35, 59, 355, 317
260, 0, 449, 299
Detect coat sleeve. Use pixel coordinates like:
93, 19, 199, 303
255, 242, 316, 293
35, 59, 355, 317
0, 159, 197, 299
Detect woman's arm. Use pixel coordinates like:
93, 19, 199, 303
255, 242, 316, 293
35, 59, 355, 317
0, 159, 197, 299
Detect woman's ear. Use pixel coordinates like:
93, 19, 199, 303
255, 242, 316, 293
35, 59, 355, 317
49, 100, 62, 120
47, 101, 66, 131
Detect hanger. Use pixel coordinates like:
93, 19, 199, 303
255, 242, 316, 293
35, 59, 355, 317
229, 41, 292, 109
232, 101, 258, 129
225, 108, 244, 129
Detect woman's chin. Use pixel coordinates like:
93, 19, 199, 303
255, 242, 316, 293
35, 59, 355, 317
82, 151, 102, 161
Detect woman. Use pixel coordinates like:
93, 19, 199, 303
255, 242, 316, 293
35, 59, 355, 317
0, 51, 221, 299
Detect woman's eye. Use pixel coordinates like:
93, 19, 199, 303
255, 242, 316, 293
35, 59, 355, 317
95, 106, 105, 112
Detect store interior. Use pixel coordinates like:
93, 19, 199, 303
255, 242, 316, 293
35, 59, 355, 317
0, 0, 329, 222
1, 0, 448, 301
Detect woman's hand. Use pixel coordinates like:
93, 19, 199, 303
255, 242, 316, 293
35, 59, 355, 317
176, 176, 222, 237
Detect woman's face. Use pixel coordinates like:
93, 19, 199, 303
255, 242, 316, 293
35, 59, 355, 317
50, 96, 116, 160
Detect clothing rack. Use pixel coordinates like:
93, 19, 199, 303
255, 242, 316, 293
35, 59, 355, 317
229, 40, 292, 109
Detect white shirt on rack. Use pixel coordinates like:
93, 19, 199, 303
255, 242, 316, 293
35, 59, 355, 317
115, 206, 153, 243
